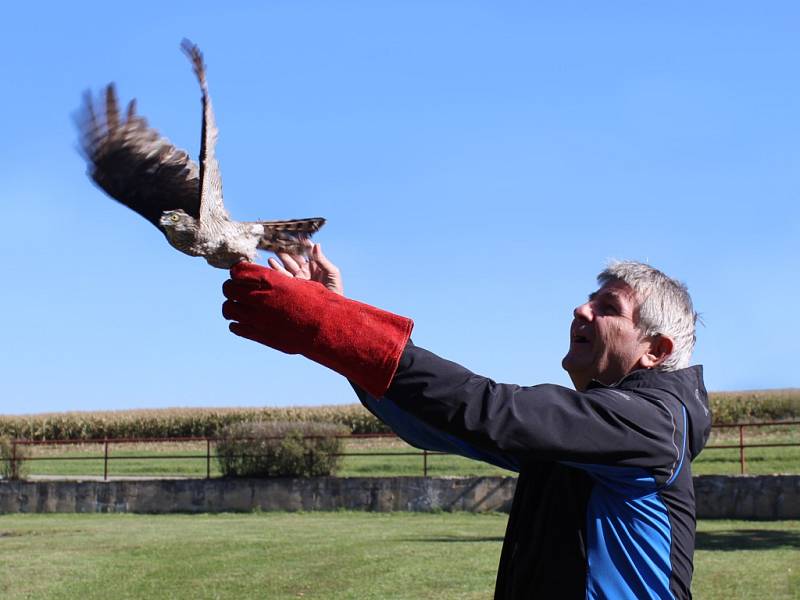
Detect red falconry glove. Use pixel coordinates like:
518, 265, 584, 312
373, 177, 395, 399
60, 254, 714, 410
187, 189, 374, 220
222, 262, 414, 398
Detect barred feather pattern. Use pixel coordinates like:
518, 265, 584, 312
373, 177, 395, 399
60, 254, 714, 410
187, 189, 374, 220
257, 218, 326, 253
79, 85, 201, 226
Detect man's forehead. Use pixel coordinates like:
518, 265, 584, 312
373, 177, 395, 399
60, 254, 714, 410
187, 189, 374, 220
589, 280, 638, 302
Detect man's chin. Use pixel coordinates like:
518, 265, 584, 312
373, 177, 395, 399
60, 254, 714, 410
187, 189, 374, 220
561, 353, 587, 374
561, 358, 592, 391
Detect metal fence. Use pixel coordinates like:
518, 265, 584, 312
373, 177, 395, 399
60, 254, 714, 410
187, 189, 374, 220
4, 420, 799, 480
703, 420, 800, 474
5, 433, 450, 480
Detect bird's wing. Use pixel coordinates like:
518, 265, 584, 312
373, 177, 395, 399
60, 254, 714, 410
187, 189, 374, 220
78, 85, 201, 227
181, 40, 230, 229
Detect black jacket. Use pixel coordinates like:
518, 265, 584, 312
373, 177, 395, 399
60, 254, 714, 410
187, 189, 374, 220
355, 341, 711, 599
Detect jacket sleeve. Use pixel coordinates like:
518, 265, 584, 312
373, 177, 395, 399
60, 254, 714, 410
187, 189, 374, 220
384, 342, 683, 477
351, 382, 521, 472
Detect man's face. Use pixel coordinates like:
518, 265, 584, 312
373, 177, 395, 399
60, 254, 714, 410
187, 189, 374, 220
562, 279, 653, 391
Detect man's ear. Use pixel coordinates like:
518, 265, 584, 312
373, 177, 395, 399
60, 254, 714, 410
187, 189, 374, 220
640, 335, 674, 369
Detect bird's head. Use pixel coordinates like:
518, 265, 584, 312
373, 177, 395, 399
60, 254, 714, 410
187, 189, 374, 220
159, 209, 197, 237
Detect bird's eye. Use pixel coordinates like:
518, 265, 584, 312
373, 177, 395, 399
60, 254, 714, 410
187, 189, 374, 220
170, 214, 180, 222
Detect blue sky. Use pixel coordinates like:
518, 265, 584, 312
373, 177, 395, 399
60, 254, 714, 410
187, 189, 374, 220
1, 2, 798, 415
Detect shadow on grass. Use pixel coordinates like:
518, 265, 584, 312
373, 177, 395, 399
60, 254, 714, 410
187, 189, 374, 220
696, 529, 800, 551
698, 454, 793, 464
412, 530, 800, 549
401, 535, 504, 543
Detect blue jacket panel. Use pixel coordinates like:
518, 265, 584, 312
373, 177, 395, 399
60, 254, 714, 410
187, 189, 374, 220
357, 341, 710, 599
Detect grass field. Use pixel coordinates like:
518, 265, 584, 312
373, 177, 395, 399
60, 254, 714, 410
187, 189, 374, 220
13, 425, 800, 479
0, 513, 797, 599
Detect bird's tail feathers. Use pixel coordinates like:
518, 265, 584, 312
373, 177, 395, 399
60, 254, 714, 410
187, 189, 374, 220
255, 218, 326, 254
258, 217, 326, 233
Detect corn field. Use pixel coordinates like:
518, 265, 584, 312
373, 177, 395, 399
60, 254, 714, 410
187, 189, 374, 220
708, 389, 800, 424
0, 389, 797, 441
0, 404, 388, 441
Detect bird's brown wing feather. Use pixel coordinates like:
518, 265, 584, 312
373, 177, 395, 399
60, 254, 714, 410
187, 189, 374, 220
78, 84, 201, 227
181, 39, 229, 227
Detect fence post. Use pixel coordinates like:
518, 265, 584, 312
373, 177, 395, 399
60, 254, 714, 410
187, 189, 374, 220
305, 448, 315, 476
11, 439, 18, 480
423, 449, 428, 477
739, 425, 746, 475
104, 439, 109, 481
206, 439, 211, 479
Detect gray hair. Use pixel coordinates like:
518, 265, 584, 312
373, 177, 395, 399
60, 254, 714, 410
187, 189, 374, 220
598, 261, 697, 371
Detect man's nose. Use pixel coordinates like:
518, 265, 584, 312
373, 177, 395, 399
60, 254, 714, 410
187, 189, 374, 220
574, 301, 593, 321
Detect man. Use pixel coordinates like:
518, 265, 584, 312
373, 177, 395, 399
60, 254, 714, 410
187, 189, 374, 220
222, 246, 711, 599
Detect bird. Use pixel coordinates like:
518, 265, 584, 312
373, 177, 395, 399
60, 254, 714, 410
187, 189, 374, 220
77, 39, 325, 269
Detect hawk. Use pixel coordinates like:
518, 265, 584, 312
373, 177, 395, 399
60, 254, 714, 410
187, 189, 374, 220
78, 39, 325, 269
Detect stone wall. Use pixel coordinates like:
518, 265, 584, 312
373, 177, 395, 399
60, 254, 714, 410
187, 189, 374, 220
0, 475, 798, 518
0, 477, 517, 514
694, 475, 800, 519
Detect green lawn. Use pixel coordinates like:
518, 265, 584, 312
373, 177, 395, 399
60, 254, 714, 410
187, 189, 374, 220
0, 513, 797, 599
14, 428, 799, 479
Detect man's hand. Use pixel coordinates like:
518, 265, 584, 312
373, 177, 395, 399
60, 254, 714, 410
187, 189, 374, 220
267, 243, 344, 296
